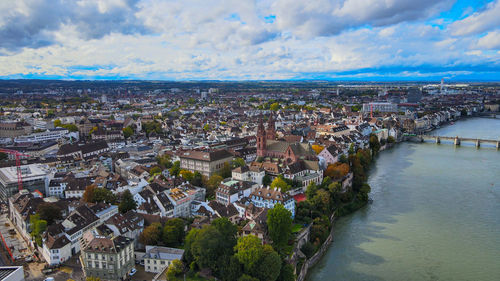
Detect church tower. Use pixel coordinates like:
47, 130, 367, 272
257, 116, 267, 157
266, 113, 276, 140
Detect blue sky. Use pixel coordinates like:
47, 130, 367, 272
0, 0, 499, 81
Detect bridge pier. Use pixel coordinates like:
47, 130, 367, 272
435, 137, 440, 144
497, 141, 500, 150
454, 137, 460, 146
476, 139, 480, 148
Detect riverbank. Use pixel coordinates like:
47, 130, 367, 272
307, 117, 500, 281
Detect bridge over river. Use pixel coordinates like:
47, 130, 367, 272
413, 135, 500, 149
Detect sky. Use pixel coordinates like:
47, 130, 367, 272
0, 0, 499, 81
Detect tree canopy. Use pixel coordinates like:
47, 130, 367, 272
118, 190, 137, 214
267, 203, 292, 252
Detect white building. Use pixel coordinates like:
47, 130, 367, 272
143, 245, 184, 273
362, 102, 398, 113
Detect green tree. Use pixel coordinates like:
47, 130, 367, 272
157, 154, 172, 168
270, 177, 290, 191
267, 204, 292, 252
238, 275, 259, 281
190, 171, 203, 186
369, 134, 381, 155
36, 203, 62, 225
0, 152, 7, 161
190, 226, 225, 273
218, 162, 232, 178
234, 235, 263, 272
206, 174, 223, 197
92, 188, 116, 204
162, 218, 185, 247
211, 218, 237, 255
183, 228, 200, 265
166, 259, 184, 281
220, 255, 242, 281
277, 262, 295, 281
139, 223, 162, 245
251, 245, 281, 281
150, 166, 162, 175
231, 158, 246, 168
169, 161, 181, 177
180, 169, 194, 181
30, 214, 47, 246
203, 124, 210, 131
53, 119, 62, 127
62, 123, 78, 132
118, 190, 137, 213
312, 189, 331, 213
122, 126, 134, 139
270, 102, 281, 111
262, 174, 272, 186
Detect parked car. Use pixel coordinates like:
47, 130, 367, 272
129, 268, 137, 276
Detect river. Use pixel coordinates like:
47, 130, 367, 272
308, 118, 500, 281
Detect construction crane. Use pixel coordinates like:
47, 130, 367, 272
0, 148, 30, 191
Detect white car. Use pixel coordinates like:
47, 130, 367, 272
129, 268, 137, 276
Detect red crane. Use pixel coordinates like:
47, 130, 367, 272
0, 148, 30, 191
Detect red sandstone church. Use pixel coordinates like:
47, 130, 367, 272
256, 114, 317, 163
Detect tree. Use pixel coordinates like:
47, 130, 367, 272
83, 185, 96, 203
348, 143, 356, 155
169, 161, 181, 177
262, 174, 272, 186
166, 259, 184, 281
36, 203, 62, 225
369, 134, 381, 155
277, 262, 295, 281
92, 188, 116, 204
190, 171, 203, 186
220, 255, 242, 281
238, 275, 259, 281
267, 204, 292, 252
86, 277, 101, 281
150, 166, 162, 175
270, 102, 280, 111
139, 223, 162, 245
162, 218, 185, 247
123, 126, 134, 139
231, 158, 246, 168
157, 154, 173, 169
218, 162, 232, 178
30, 214, 47, 246
251, 245, 281, 281
211, 218, 237, 255
53, 119, 62, 127
270, 177, 289, 191
203, 124, 210, 131
190, 226, 226, 273
324, 162, 349, 180
180, 169, 194, 181
312, 189, 331, 213
234, 235, 263, 272
119, 190, 137, 214
339, 154, 348, 164
311, 144, 324, 155
0, 152, 6, 161
183, 228, 200, 265
206, 174, 223, 198
305, 182, 318, 201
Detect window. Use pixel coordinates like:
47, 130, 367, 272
161, 261, 165, 265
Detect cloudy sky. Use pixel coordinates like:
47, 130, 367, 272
0, 0, 499, 81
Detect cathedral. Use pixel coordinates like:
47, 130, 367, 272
256, 114, 316, 163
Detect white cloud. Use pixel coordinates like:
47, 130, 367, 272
476, 30, 500, 49
450, 0, 500, 36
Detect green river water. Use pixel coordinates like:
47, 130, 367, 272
308, 117, 500, 281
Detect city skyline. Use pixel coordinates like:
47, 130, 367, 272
1, 0, 500, 81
